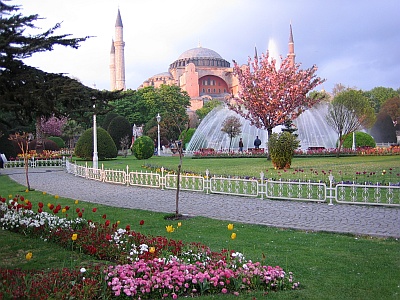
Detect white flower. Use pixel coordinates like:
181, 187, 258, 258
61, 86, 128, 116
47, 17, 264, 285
80, 267, 86, 273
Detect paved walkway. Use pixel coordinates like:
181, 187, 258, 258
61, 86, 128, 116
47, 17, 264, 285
1, 168, 399, 238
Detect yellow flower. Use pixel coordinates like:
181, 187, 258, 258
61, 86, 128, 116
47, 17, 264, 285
25, 189, 29, 193
54, 195, 59, 199
8, 195, 12, 198
74, 200, 79, 204
26, 252, 33, 261
231, 232, 237, 240
227, 223, 234, 231
71, 233, 78, 241
149, 247, 155, 253
24, 199, 29, 204
42, 191, 47, 195
62, 208, 67, 213
117, 221, 120, 225
177, 222, 182, 227
47, 203, 52, 208
166, 225, 175, 233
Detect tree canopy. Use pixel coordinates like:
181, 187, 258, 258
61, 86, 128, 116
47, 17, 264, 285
363, 86, 399, 113
0, 1, 123, 130
227, 51, 325, 139
326, 89, 376, 156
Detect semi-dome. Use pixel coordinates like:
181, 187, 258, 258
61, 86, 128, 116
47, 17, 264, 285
178, 47, 223, 60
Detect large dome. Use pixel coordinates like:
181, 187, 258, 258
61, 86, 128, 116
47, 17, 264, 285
178, 47, 223, 60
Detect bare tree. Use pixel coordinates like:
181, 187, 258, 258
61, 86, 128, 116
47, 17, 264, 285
221, 116, 242, 151
9, 133, 31, 190
120, 135, 131, 158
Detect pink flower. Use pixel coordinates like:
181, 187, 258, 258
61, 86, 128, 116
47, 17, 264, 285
222, 288, 228, 294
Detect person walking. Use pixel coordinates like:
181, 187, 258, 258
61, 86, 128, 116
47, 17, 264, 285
254, 136, 261, 149
238, 138, 244, 152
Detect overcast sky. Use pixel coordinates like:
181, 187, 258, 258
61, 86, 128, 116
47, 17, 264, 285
15, 0, 400, 93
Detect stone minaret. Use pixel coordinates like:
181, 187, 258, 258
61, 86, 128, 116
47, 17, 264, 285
288, 23, 296, 67
110, 40, 116, 90
110, 9, 126, 90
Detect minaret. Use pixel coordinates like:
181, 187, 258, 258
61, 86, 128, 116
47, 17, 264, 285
110, 40, 116, 90
288, 23, 296, 67
113, 9, 126, 90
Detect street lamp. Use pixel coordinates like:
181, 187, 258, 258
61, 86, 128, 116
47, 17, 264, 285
93, 103, 98, 170
156, 113, 161, 156
352, 132, 356, 151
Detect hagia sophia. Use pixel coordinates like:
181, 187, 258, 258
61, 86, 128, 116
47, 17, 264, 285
109, 9, 296, 112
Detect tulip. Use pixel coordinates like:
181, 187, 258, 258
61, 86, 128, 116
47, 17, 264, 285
25, 252, 32, 261
92, 208, 97, 213
227, 223, 234, 231
149, 247, 155, 253
166, 225, 175, 233
54, 195, 59, 199
71, 233, 78, 241
42, 191, 47, 195
177, 222, 182, 227
139, 220, 145, 226
74, 200, 79, 204
231, 232, 237, 240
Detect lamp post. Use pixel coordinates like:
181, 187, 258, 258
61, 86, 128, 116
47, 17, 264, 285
93, 104, 98, 170
352, 132, 356, 151
156, 113, 161, 156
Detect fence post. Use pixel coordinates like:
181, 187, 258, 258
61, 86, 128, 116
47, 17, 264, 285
205, 169, 210, 194
126, 165, 129, 186
260, 171, 264, 200
328, 173, 334, 205
161, 167, 165, 190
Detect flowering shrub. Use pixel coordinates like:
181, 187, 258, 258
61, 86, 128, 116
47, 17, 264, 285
0, 194, 299, 299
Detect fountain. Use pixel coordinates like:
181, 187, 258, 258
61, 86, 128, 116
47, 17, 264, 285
186, 102, 338, 152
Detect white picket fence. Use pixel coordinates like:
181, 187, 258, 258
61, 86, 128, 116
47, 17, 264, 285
65, 160, 400, 207
4, 157, 67, 168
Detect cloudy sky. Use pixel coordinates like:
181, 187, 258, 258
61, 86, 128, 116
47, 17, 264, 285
16, 0, 400, 93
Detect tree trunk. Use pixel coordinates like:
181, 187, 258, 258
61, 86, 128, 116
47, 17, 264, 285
266, 127, 273, 160
24, 155, 31, 190
336, 132, 343, 158
175, 146, 183, 218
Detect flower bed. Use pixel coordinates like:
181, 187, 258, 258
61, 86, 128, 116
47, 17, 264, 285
0, 194, 299, 299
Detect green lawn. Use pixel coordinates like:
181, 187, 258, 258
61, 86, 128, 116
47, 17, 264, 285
1, 155, 400, 299
82, 154, 400, 183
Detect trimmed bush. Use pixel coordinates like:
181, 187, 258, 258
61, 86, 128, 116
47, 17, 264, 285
342, 132, 376, 148
48, 136, 66, 149
75, 127, 117, 160
179, 128, 195, 150
102, 112, 119, 130
28, 139, 59, 152
269, 132, 300, 169
107, 116, 132, 150
132, 136, 154, 160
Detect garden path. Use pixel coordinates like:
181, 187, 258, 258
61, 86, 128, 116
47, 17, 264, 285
2, 168, 399, 238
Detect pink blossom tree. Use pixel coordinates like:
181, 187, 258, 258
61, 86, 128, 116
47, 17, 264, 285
40, 115, 67, 137
227, 52, 325, 155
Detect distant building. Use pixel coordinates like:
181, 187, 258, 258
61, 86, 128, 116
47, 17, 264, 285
110, 10, 296, 111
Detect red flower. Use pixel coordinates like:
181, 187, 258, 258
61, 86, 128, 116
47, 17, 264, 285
38, 202, 44, 208
102, 214, 107, 219
106, 234, 112, 241
78, 212, 83, 218
76, 208, 80, 213
49, 204, 54, 210
1, 198, 5, 203
139, 220, 145, 226
125, 225, 131, 231
20, 196, 24, 201
105, 220, 110, 227
64, 206, 70, 211
38, 208, 43, 213
92, 208, 97, 213
53, 208, 59, 214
